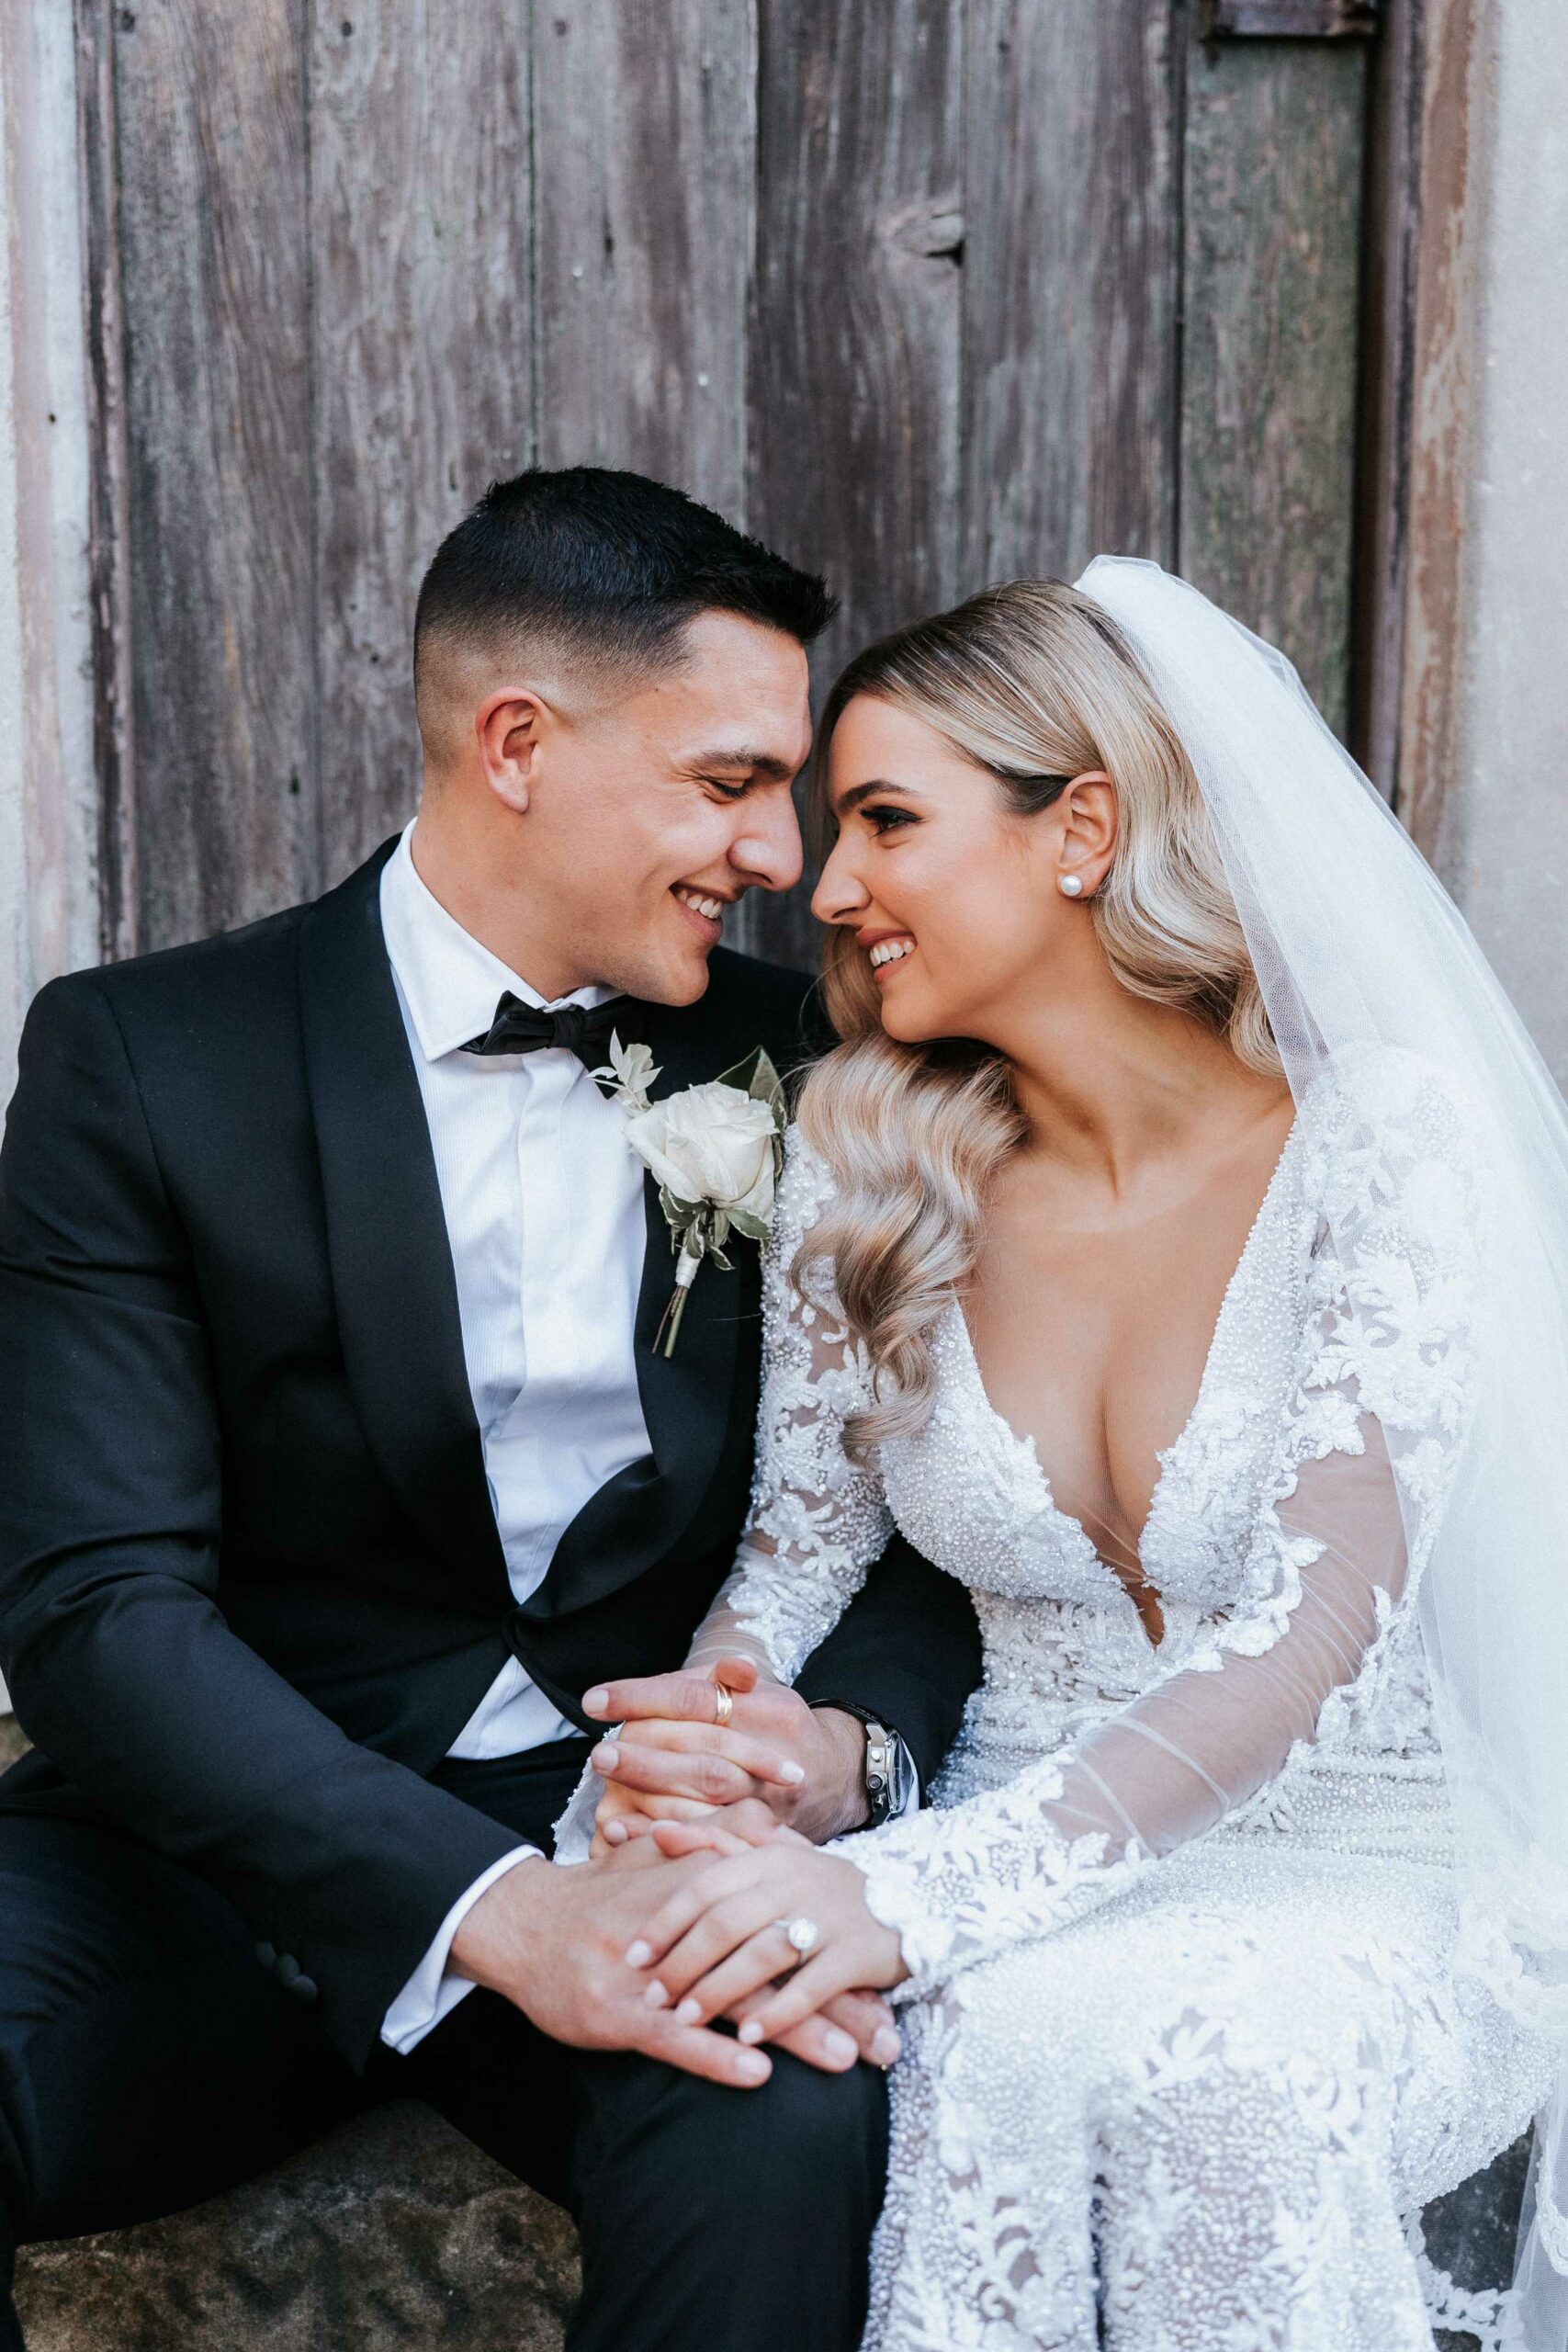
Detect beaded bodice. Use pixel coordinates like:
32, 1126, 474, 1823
884, 1125, 1440, 1805
708, 1050, 1476, 1996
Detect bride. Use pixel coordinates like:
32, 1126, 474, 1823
598, 562, 1568, 2349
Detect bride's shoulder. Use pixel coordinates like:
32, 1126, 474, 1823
1293, 1045, 1486, 1219
1298, 1043, 1481, 1137
773, 1123, 842, 1238
764, 1127, 853, 1317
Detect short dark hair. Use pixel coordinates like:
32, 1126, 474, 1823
413, 467, 835, 702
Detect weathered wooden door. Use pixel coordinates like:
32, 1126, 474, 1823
82, 0, 1374, 971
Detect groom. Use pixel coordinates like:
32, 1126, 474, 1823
0, 469, 979, 2349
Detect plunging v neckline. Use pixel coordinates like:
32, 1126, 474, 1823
950, 1114, 1303, 1635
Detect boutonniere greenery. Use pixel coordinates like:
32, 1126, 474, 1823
596, 1034, 787, 1357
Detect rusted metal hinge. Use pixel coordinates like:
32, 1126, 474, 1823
1201, 0, 1378, 33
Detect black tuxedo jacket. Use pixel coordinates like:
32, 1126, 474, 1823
0, 843, 980, 2067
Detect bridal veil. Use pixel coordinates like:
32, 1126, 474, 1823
1077, 557, 1568, 2343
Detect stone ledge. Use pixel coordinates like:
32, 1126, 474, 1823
15, 2104, 579, 2352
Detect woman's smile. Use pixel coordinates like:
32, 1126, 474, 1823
858, 924, 918, 977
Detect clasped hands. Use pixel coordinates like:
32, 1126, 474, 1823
589, 1654, 908, 2061
450, 1657, 907, 2092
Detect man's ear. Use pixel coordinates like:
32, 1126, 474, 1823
476, 689, 548, 815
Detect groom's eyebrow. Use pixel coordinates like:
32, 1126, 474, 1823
686, 747, 799, 780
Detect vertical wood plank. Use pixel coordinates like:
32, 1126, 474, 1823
1178, 33, 1368, 738
112, 0, 315, 948
73, 0, 137, 961
748, 0, 964, 967
963, 0, 1180, 588
1396, 0, 1482, 870
532, 1, 755, 522
310, 5, 535, 881
4, 0, 102, 1026
1350, 0, 1427, 800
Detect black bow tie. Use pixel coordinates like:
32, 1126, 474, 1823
460, 991, 635, 1069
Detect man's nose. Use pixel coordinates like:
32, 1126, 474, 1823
731, 793, 804, 895
811, 836, 869, 926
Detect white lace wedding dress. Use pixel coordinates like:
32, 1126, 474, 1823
700, 1053, 1555, 2352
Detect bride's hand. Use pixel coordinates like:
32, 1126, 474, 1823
584, 1655, 872, 1853
642, 1812, 904, 2070
622, 1832, 908, 2050
586, 1657, 800, 1856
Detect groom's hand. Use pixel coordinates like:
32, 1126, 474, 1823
448, 1844, 776, 2089
583, 1658, 869, 1850
447, 1842, 896, 2081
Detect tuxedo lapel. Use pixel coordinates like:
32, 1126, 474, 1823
298, 842, 509, 1607
527, 995, 755, 1622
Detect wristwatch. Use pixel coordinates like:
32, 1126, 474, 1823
809, 1700, 915, 1831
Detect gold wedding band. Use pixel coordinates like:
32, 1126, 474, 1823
713, 1682, 733, 1728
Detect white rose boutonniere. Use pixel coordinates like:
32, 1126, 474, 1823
596, 1033, 787, 1356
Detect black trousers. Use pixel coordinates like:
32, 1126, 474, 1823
0, 1742, 888, 2351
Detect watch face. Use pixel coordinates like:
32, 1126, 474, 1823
863, 1723, 909, 1823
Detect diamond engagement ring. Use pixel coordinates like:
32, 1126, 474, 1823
773, 1916, 819, 1961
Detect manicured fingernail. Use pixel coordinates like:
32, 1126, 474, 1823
675, 1997, 701, 2025
643, 1979, 669, 2008
780, 1761, 806, 1784
583, 1688, 610, 1715
736, 2050, 771, 2084
738, 2019, 764, 2044
873, 2027, 902, 2066
625, 1939, 653, 1969
592, 1741, 619, 1772
825, 2028, 857, 2064
604, 1818, 627, 1845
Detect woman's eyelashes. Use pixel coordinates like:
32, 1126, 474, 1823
863, 802, 918, 837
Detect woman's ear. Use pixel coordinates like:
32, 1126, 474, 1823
475, 689, 547, 814
1057, 770, 1118, 898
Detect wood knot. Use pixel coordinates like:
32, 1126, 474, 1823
885, 202, 965, 265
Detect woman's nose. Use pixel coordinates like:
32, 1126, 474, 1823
811, 839, 869, 926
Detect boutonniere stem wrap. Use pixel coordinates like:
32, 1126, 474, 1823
595, 1036, 787, 1357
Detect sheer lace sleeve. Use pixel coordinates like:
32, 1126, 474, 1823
686, 1129, 895, 1683
840, 1062, 1482, 1999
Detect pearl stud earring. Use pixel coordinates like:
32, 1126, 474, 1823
1059, 874, 1085, 898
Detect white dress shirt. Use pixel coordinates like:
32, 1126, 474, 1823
378, 821, 651, 2051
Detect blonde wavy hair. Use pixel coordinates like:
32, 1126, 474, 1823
795, 578, 1279, 1458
